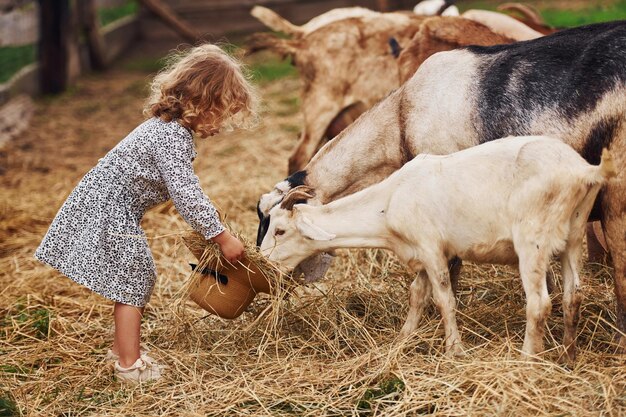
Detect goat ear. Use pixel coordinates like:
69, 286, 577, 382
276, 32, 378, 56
388, 37, 402, 58
280, 186, 316, 211
296, 215, 335, 241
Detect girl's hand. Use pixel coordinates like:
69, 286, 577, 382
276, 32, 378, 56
211, 230, 245, 263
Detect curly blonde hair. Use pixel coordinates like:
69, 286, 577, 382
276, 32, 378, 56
144, 44, 258, 138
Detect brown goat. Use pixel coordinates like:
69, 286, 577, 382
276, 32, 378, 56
248, 11, 426, 174
397, 16, 516, 83
248, 9, 525, 174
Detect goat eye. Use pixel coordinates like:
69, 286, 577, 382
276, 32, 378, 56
275, 229, 285, 236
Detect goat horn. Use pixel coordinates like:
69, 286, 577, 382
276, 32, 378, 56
498, 3, 545, 25
280, 186, 315, 210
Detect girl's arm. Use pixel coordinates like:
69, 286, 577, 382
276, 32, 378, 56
151, 127, 244, 262
154, 131, 244, 262
151, 128, 225, 240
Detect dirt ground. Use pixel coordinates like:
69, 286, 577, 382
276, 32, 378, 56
1, 43, 625, 416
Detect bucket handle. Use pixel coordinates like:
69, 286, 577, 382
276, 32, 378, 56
189, 263, 229, 285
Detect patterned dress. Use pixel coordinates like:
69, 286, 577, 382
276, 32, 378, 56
35, 117, 225, 307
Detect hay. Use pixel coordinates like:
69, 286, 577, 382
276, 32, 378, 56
0, 49, 625, 416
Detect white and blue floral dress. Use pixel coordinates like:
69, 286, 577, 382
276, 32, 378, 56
35, 117, 225, 307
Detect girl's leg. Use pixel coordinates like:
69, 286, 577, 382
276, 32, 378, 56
113, 302, 144, 368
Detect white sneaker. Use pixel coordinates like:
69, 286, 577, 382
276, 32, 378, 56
114, 354, 163, 383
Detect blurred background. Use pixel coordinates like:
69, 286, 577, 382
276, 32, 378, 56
1, 0, 625, 105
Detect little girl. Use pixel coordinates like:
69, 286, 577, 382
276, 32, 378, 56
35, 44, 257, 382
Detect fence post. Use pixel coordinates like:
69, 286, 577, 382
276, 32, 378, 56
38, 0, 80, 94
77, 0, 107, 70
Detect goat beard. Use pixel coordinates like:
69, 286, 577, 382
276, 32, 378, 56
293, 252, 334, 283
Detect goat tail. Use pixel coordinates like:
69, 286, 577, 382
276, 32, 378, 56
598, 148, 617, 181
569, 150, 614, 235
251, 6, 303, 36
574, 149, 616, 220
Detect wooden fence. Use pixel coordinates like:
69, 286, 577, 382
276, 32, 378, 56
0, 3, 38, 47
0, 0, 139, 106
139, 0, 415, 41
0, 0, 417, 105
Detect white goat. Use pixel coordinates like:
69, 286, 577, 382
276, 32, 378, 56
413, 0, 460, 16
261, 137, 616, 360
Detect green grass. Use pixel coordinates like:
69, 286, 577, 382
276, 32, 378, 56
122, 56, 167, 73
357, 376, 406, 415
26, 308, 50, 338
0, 393, 18, 417
98, 0, 138, 27
2, 305, 51, 339
0, 44, 36, 83
0, 364, 26, 375
456, 1, 499, 12
249, 56, 297, 84
458, 0, 626, 27
542, 1, 626, 27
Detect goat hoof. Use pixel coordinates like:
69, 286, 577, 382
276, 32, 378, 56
398, 329, 413, 340
445, 343, 466, 358
557, 352, 576, 367
519, 350, 542, 362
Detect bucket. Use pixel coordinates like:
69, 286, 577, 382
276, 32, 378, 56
188, 257, 272, 319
